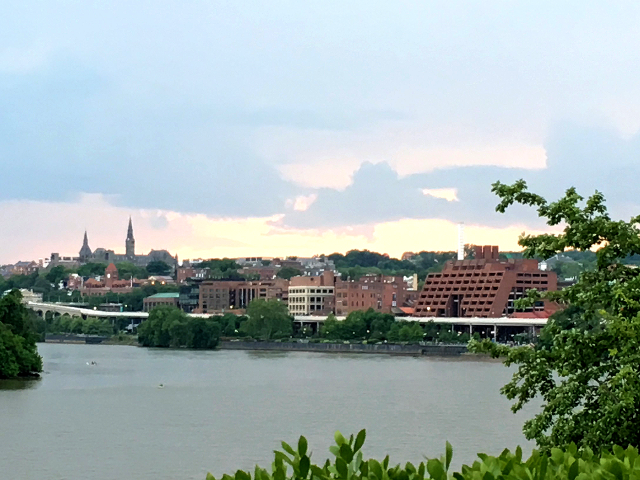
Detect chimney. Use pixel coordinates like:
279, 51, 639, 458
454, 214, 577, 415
491, 246, 499, 260
474, 245, 483, 260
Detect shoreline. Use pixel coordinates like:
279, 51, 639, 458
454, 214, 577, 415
43, 335, 470, 356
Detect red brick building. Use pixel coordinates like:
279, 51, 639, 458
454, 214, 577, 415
335, 274, 410, 316
413, 246, 557, 318
197, 278, 289, 314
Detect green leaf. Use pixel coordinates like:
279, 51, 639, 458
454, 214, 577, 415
298, 436, 308, 457
427, 459, 446, 480
235, 470, 251, 480
538, 455, 548, 480
310, 465, 326, 478
335, 431, 346, 446
206, 474, 216, 480
299, 455, 310, 478
340, 443, 354, 463
336, 458, 348, 479
445, 442, 453, 471
354, 429, 366, 453
568, 459, 580, 480
370, 459, 383, 480
282, 442, 296, 456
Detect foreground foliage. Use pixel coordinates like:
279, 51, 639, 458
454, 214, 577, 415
0, 290, 43, 378
471, 180, 640, 452
207, 430, 640, 480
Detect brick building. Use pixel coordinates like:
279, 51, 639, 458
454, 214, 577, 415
288, 271, 335, 316
176, 265, 211, 284
193, 278, 289, 314
413, 246, 557, 318
143, 292, 180, 312
80, 263, 135, 296
335, 274, 410, 316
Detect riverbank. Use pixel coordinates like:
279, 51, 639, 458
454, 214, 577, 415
44, 335, 469, 355
219, 340, 468, 356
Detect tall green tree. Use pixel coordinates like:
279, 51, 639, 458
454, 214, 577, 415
0, 290, 43, 378
45, 266, 68, 286
472, 180, 640, 452
243, 299, 293, 339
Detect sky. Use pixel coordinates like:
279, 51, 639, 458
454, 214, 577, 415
2, 1, 640, 263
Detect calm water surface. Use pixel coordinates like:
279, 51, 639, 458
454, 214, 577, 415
0, 343, 535, 480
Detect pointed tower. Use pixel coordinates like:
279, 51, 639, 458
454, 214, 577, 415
125, 217, 135, 259
79, 231, 92, 262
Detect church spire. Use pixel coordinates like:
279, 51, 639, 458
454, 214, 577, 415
79, 230, 92, 262
126, 216, 135, 258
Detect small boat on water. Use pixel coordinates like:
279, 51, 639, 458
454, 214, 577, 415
86, 361, 97, 366
158, 384, 164, 388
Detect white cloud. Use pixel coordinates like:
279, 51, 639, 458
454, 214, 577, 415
422, 188, 459, 202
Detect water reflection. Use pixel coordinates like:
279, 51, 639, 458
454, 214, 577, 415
0, 377, 41, 390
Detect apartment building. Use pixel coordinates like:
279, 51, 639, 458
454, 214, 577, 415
288, 271, 335, 316
335, 274, 409, 316
196, 278, 289, 314
413, 246, 557, 318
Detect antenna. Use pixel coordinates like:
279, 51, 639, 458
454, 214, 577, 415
457, 223, 464, 260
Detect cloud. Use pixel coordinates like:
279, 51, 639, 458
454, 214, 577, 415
3, 0, 640, 258
422, 188, 458, 202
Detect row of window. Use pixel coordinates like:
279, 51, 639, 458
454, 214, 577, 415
289, 288, 334, 294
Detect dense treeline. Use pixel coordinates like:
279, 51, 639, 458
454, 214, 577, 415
0, 290, 43, 379
319, 309, 472, 344
137, 300, 294, 348
328, 250, 457, 281
46, 314, 114, 336
138, 306, 222, 349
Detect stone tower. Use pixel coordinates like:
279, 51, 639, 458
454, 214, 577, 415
125, 217, 135, 258
79, 231, 92, 262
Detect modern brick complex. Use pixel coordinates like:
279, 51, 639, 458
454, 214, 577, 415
414, 246, 557, 318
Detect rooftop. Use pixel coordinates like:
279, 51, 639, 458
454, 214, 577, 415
146, 292, 179, 299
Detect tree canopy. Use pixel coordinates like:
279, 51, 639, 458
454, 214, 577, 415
146, 260, 173, 276
243, 299, 293, 339
276, 266, 303, 280
0, 290, 43, 378
137, 306, 220, 349
471, 180, 640, 452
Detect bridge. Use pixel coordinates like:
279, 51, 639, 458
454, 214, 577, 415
27, 301, 546, 340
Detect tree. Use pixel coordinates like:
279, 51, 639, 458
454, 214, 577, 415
137, 306, 220, 349
0, 290, 43, 378
77, 263, 107, 277
471, 179, 640, 452
115, 262, 147, 280
243, 299, 293, 339
277, 266, 303, 280
146, 260, 172, 276
45, 266, 67, 286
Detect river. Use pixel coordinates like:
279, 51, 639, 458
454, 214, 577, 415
0, 343, 536, 480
